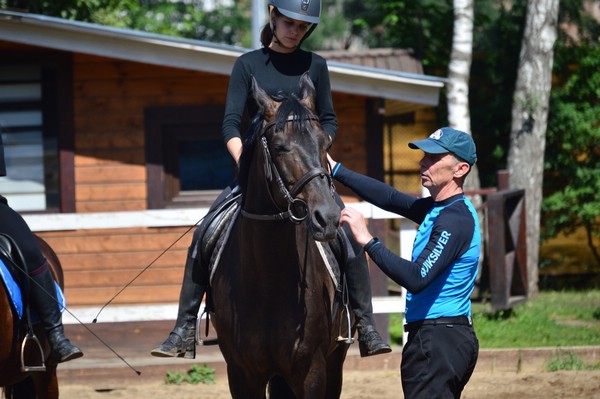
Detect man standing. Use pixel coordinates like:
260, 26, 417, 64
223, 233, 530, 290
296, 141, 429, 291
328, 127, 480, 398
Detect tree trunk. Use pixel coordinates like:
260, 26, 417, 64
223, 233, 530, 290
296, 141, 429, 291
447, 0, 485, 295
507, 0, 559, 298
447, 0, 479, 197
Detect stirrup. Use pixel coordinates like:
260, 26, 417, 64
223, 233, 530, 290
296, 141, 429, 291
197, 311, 218, 346
336, 276, 354, 344
21, 333, 46, 372
336, 302, 354, 344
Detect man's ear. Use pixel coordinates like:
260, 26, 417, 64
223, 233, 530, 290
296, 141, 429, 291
454, 162, 470, 178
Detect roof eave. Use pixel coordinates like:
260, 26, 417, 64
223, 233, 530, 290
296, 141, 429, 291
0, 10, 445, 106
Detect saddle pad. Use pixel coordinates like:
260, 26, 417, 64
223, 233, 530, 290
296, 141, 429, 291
0, 257, 66, 321
0, 257, 23, 318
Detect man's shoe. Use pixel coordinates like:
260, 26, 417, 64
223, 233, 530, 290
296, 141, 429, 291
151, 323, 196, 359
358, 325, 392, 357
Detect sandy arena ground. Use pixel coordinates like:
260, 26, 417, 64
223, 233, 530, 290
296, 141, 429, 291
49, 321, 600, 398
58, 368, 600, 398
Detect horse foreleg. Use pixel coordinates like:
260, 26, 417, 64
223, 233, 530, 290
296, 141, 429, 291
32, 364, 59, 399
324, 343, 348, 399
226, 363, 268, 399
287, 355, 328, 399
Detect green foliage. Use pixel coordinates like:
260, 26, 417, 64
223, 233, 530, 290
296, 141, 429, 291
165, 364, 216, 385
344, 0, 454, 68
0, 0, 99, 20
303, 0, 353, 51
390, 291, 600, 348
546, 350, 600, 371
1, 0, 251, 47
95, 0, 250, 46
543, 43, 600, 266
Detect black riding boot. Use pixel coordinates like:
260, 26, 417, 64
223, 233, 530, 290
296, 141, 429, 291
30, 262, 83, 363
151, 251, 205, 359
343, 225, 392, 357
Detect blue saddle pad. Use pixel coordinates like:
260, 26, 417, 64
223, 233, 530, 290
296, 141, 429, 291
0, 257, 65, 320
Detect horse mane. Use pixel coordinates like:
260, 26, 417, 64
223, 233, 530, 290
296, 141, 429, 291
238, 90, 314, 194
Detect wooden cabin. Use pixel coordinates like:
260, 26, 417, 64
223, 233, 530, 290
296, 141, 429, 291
0, 10, 445, 312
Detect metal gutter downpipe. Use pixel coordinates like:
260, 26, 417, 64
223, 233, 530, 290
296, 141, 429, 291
252, 0, 267, 49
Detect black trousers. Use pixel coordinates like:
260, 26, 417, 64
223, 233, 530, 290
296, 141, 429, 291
401, 323, 479, 399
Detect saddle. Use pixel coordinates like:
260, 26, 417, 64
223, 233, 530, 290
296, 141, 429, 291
196, 189, 242, 269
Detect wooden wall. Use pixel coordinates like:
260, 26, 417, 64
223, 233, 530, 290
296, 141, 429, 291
72, 54, 230, 213
39, 227, 193, 306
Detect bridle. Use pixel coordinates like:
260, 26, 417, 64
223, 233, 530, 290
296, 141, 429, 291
241, 116, 333, 223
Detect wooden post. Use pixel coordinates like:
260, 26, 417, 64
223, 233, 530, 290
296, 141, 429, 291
486, 188, 528, 311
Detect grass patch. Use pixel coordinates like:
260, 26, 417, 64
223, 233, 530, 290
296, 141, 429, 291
165, 364, 216, 385
546, 349, 600, 371
390, 290, 600, 348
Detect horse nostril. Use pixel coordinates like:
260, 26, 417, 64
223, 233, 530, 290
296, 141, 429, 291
314, 209, 325, 228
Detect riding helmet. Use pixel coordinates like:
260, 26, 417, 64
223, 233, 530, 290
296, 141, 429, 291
268, 0, 321, 25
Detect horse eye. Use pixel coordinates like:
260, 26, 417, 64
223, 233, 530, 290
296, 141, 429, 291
274, 143, 290, 153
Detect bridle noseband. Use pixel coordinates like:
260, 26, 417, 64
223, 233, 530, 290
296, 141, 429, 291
241, 116, 333, 223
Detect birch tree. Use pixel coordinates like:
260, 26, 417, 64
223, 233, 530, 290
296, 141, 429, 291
447, 0, 479, 195
507, 0, 559, 297
446, 0, 486, 292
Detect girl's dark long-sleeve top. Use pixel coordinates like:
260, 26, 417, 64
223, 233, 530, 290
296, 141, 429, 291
334, 164, 481, 323
222, 47, 338, 143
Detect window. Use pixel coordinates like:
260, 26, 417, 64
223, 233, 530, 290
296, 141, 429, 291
0, 65, 58, 212
145, 105, 234, 209
0, 50, 74, 213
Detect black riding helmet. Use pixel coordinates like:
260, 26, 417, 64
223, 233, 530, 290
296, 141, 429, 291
268, 0, 321, 43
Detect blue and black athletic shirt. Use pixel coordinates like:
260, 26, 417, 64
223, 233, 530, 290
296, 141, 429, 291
334, 164, 481, 323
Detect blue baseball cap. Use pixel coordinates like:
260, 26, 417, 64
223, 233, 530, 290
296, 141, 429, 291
409, 127, 477, 165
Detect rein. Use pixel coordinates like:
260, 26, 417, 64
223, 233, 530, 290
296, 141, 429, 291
241, 116, 333, 223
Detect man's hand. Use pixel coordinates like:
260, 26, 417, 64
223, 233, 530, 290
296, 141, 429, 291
340, 207, 372, 247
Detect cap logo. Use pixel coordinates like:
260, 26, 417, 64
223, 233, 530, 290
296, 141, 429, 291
430, 129, 443, 141
301, 0, 310, 11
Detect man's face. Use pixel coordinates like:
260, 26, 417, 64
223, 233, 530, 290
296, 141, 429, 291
418, 152, 463, 190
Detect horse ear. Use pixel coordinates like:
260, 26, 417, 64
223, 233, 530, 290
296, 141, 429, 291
298, 72, 316, 110
252, 76, 277, 118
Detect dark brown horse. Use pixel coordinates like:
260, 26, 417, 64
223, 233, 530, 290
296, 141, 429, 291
0, 235, 62, 399
210, 73, 352, 398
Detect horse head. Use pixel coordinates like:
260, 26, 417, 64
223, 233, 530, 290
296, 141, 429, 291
240, 72, 340, 242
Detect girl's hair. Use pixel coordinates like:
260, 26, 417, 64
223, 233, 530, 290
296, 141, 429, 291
260, 8, 282, 47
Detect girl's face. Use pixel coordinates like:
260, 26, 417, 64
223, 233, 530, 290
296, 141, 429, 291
270, 15, 310, 52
